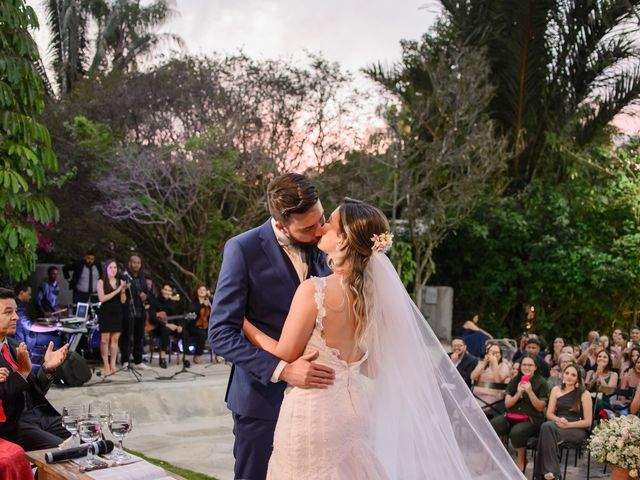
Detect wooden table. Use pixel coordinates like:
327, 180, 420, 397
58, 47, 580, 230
25, 449, 186, 480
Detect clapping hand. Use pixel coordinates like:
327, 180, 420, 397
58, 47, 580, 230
0, 367, 9, 383
43, 342, 68, 371
16, 342, 32, 377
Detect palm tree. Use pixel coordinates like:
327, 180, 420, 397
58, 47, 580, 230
88, 0, 184, 74
438, 0, 640, 184
44, 0, 91, 93
43, 0, 183, 94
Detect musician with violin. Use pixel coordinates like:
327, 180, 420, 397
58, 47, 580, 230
149, 283, 184, 369
188, 284, 214, 365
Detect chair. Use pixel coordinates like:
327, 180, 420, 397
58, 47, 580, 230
471, 381, 508, 418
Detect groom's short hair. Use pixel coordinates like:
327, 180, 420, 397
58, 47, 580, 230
267, 173, 319, 223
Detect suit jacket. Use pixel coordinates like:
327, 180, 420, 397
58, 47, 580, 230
62, 260, 99, 293
449, 351, 478, 387
209, 219, 331, 420
0, 338, 59, 439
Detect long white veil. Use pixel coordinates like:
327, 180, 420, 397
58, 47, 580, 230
363, 252, 525, 480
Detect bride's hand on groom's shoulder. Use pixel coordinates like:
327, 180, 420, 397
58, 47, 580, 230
280, 350, 335, 389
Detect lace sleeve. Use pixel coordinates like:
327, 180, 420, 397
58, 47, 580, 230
311, 276, 327, 332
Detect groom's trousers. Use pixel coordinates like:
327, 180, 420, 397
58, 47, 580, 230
232, 413, 277, 480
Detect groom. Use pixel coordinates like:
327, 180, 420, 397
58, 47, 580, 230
209, 173, 334, 480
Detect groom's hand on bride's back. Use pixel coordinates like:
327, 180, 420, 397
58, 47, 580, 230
280, 351, 335, 388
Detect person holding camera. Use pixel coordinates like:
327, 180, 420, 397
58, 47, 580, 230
578, 336, 602, 373
96, 259, 127, 376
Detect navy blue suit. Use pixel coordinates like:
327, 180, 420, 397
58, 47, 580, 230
209, 219, 330, 479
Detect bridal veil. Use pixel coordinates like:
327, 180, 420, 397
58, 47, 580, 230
363, 252, 526, 479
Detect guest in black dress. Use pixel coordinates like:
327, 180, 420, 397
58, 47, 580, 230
533, 364, 593, 480
188, 284, 213, 364
97, 259, 126, 376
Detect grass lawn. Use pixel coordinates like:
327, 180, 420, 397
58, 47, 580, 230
125, 448, 218, 480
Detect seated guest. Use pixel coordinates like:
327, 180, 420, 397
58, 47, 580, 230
188, 284, 214, 365
0, 288, 70, 450
578, 338, 602, 372
151, 284, 184, 368
491, 353, 550, 473
611, 331, 630, 370
631, 386, 640, 415
580, 330, 600, 352
510, 361, 520, 381
533, 364, 593, 480
621, 357, 640, 389
621, 347, 640, 375
462, 313, 493, 358
512, 333, 531, 363
544, 337, 565, 368
448, 337, 478, 387
547, 353, 574, 389
525, 337, 551, 379
36, 266, 60, 316
585, 349, 618, 412
11, 283, 33, 347
631, 325, 640, 349
470, 343, 510, 416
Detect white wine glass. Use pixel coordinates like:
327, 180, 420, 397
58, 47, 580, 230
77, 418, 102, 468
62, 404, 86, 446
108, 409, 132, 462
88, 401, 110, 427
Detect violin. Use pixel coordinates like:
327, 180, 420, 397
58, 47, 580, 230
196, 304, 211, 329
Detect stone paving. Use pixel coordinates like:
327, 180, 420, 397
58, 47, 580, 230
47, 356, 610, 480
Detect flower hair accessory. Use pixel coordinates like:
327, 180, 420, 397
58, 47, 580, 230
371, 232, 394, 253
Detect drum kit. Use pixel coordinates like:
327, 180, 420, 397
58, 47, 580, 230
28, 299, 102, 366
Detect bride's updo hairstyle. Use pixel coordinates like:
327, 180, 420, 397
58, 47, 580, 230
335, 198, 389, 343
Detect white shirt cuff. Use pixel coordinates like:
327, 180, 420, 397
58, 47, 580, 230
270, 360, 288, 383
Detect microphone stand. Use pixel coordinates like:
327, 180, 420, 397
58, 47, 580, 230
157, 313, 204, 380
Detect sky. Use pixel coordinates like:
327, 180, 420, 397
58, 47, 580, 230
26, 0, 439, 74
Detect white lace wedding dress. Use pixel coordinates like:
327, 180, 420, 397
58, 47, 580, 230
266, 277, 389, 480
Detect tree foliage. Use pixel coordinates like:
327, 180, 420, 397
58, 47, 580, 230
364, 43, 509, 305
438, 0, 640, 185
432, 140, 640, 340
0, 0, 59, 280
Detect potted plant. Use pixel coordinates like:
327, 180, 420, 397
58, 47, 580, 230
589, 415, 640, 479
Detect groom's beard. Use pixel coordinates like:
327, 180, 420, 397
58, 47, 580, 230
287, 234, 319, 249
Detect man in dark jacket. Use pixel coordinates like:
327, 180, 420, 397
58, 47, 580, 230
448, 337, 478, 388
62, 250, 99, 304
0, 288, 70, 450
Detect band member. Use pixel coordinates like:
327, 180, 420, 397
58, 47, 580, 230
97, 260, 126, 376
36, 266, 60, 316
119, 255, 150, 369
188, 284, 212, 365
12, 282, 33, 347
147, 282, 183, 369
63, 250, 99, 304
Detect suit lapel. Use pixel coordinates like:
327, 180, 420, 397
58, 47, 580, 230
258, 220, 300, 291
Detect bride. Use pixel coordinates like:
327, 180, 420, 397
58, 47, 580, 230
243, 199, 525, 479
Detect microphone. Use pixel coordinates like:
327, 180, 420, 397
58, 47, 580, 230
45, 440, 114, 463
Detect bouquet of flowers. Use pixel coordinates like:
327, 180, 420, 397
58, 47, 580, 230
589, 415, 640, 477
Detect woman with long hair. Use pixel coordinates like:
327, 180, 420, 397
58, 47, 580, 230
585, 349, 618, 411
96, 259, 126, 375
243, 199, 525, 479
188, 284, 214, 364
544, 337, 565, 368
533, 364, 593, 480
470, 342, 511, 416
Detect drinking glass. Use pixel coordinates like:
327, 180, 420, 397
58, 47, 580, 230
77, 419, 102, 468
88, 401, 110, 427
108, 409, 132, 461
62, 405, 86, 446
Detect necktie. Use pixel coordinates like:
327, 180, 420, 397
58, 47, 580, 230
1, 343, 19, 371
88, 265, 94, 294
